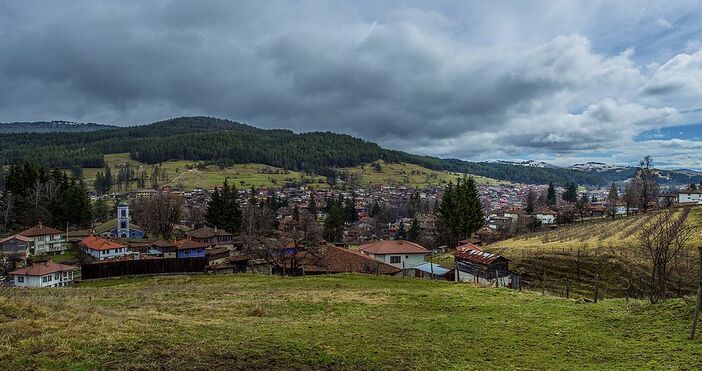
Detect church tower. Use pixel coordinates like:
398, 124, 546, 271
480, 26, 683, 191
116, 201, 130, 238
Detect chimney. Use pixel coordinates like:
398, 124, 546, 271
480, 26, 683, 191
38, 221, 43, 228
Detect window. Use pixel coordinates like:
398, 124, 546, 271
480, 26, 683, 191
54, 273, 59, 280
120, 221, 127, 229
121, 210, 126, 218
38, 235, 45, 242
17, 276, 24, 283
42, 276, 50, 283
390, 256, 401, 264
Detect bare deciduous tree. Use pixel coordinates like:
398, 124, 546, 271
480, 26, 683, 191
143, 193, 184, 240
638, 156, 659, 213
636, 208, 695, 303
244, 210, 323, 275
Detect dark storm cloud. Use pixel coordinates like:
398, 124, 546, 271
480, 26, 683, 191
0, 1, 701, 166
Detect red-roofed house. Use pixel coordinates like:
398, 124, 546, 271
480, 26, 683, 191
8, 261, 79, 287
359, 240, 429, 269
80, 235, 129, 261
19, 222, 66, 255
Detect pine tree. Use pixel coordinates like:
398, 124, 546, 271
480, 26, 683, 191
396, 221, 406, 239
437, 177, 484, 247
547, 182, 557, 206
205, 186, 224, 229
370, 200, 380, 218
322, 197, 344, 242
308, 194, 317, 216
220, 179, 243, 234
407, 218, 421, 242
292, 205, 300, 222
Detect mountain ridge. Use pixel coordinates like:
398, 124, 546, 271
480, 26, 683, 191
1, 116, 700, 186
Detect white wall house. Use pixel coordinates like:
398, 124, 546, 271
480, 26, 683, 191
19, 223, 66, 255
80, 235, 129, 261
9, 261, 79, 288
678, 191, 702, 204
534, 208, 557, 224
360, 240, 429, 269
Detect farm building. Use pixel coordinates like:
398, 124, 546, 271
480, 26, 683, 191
453, 243, 516, 288
412, 262, 451, 280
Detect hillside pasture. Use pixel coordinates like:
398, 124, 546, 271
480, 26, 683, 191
82, 155, 501, 191
1, 274, 700, 369
82, 153, 327, 191
346, 161, 505, 188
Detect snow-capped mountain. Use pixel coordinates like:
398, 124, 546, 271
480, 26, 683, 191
488, 160, 560, 169
569, 162, 630, 172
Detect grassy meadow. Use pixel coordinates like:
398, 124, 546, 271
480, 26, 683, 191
1, 274, 701, 370
81, 154, 501, 191
82, 153, 328, 190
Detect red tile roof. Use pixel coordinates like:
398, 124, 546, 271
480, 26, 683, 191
80, 235, 127, 251
19, 223, 63, 237
360, 240, 429, 255
175, 239, 209, 250
9, 261, 78, 276
302, 246, 401, 275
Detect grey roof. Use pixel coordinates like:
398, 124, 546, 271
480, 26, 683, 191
414, 262, 450, 276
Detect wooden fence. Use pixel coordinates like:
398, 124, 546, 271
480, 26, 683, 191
81, 258, 207, 280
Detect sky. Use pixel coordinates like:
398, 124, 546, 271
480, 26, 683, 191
1, 1, 701, 169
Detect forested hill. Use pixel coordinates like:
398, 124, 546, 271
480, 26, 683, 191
0, 116, 665, 186
0, 120, 114, 134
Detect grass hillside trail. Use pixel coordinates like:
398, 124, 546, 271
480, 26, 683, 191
1, 274, 700, 370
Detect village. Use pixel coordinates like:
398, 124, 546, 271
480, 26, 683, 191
2, 177, 699, 290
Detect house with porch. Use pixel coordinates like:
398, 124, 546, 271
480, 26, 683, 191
187, 226, 235, 245
8, 261, 79, 288
19, 222, 66, 255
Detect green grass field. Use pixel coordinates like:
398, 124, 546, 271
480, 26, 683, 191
346, 160, 506, 188
1, 274, 700, 369
81, 154, 501, 191
82, 153, 328, 191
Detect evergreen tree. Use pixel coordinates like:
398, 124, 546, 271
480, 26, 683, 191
220, 179, 243, 234
205, 186, 224, 229
369, 200, 380, 218
525, 190, 536, 214
308, 194, 317, 216
103, 165, 113, 193
437, 177, 484, 247
407, 218, 421, 242
547, 182, 557, 206
562, 182, 578, 203
322, 197, 344, 242
396, 221, 406, 239
292, 205, 300, 222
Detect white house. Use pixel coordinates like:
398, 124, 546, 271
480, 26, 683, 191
359, 240, 429, 269
8, 261, 79, 288
677, 190, 702, 204
19, 222, 66, 255
80, 235, 129, 261
534, 208, 557, 225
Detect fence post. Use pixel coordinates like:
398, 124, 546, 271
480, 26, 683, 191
566, 276, 570, 299
541, 269, 546, 295
594, 272, 599, 303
